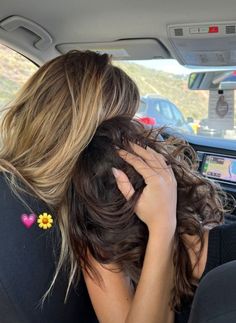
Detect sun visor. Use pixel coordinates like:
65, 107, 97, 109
168, 22, 236, 66
56, 39, 170, 60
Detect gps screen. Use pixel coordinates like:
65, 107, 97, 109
202, 155, 236, 183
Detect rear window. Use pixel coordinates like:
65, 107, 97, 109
160, 101, 173, 120
138, 99, 147, 113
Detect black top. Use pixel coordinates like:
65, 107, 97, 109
175, 220, 236, 323
0, 173, 98, 323
2, 171, 235, 323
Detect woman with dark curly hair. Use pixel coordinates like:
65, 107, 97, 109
0, 49, 235, 323
69, 115, 233, 323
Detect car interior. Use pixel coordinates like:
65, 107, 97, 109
0, 0, 236, 321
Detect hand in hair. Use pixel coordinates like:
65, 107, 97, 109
112, 143, 177, 237
84, 143, 176, 323
82, 142, 176, 323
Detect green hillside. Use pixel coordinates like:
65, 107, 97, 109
115, 61, 208, 120
0, 44, 208, 120
0, 44, 37, 108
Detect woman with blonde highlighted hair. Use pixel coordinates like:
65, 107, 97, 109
0, 50, 235, 323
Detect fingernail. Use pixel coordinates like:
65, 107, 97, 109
112, 167, 120, 178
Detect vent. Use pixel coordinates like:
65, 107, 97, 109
174, 28, 183, 36
226, 25, 236, 34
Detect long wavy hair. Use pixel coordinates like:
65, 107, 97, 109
69, 116, 228, 309
0, 50, 139, 299
0, 48, 231, 309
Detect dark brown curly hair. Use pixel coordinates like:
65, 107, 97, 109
68, 116, 228, 309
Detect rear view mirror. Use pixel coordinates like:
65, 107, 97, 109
188, 70, 236, 90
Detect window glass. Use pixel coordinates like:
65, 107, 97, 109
171, 104, 185, 124
153, 100, 161, 113
138, 99, 147, 113
160, 101, 173, 120
114, 59, 236, 140
0, 44, 37, 111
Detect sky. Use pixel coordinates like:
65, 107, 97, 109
135, 59, 192, 75
135, 59, 236, 75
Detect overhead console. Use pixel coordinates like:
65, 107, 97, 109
167, 22, 236, 66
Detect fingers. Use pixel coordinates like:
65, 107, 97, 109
130, 143, 169, 171
117, 150, 157, 185
118, 144, 172, 183
112, 143, 176, 201
112, 168, 135, 200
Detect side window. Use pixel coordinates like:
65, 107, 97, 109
0, 44, 38, 111
160, 101, 173, 120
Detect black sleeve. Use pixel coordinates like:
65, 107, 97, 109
0, 173, 98, 323
202, 222, 236, 276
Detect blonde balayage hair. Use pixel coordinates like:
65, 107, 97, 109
0, 50, 140, 300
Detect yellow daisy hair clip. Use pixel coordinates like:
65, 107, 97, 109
37, 212, 53, 230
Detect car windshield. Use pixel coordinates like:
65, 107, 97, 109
115, 59, 236, 141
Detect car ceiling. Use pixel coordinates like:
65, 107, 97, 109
1, 0, 236, 64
